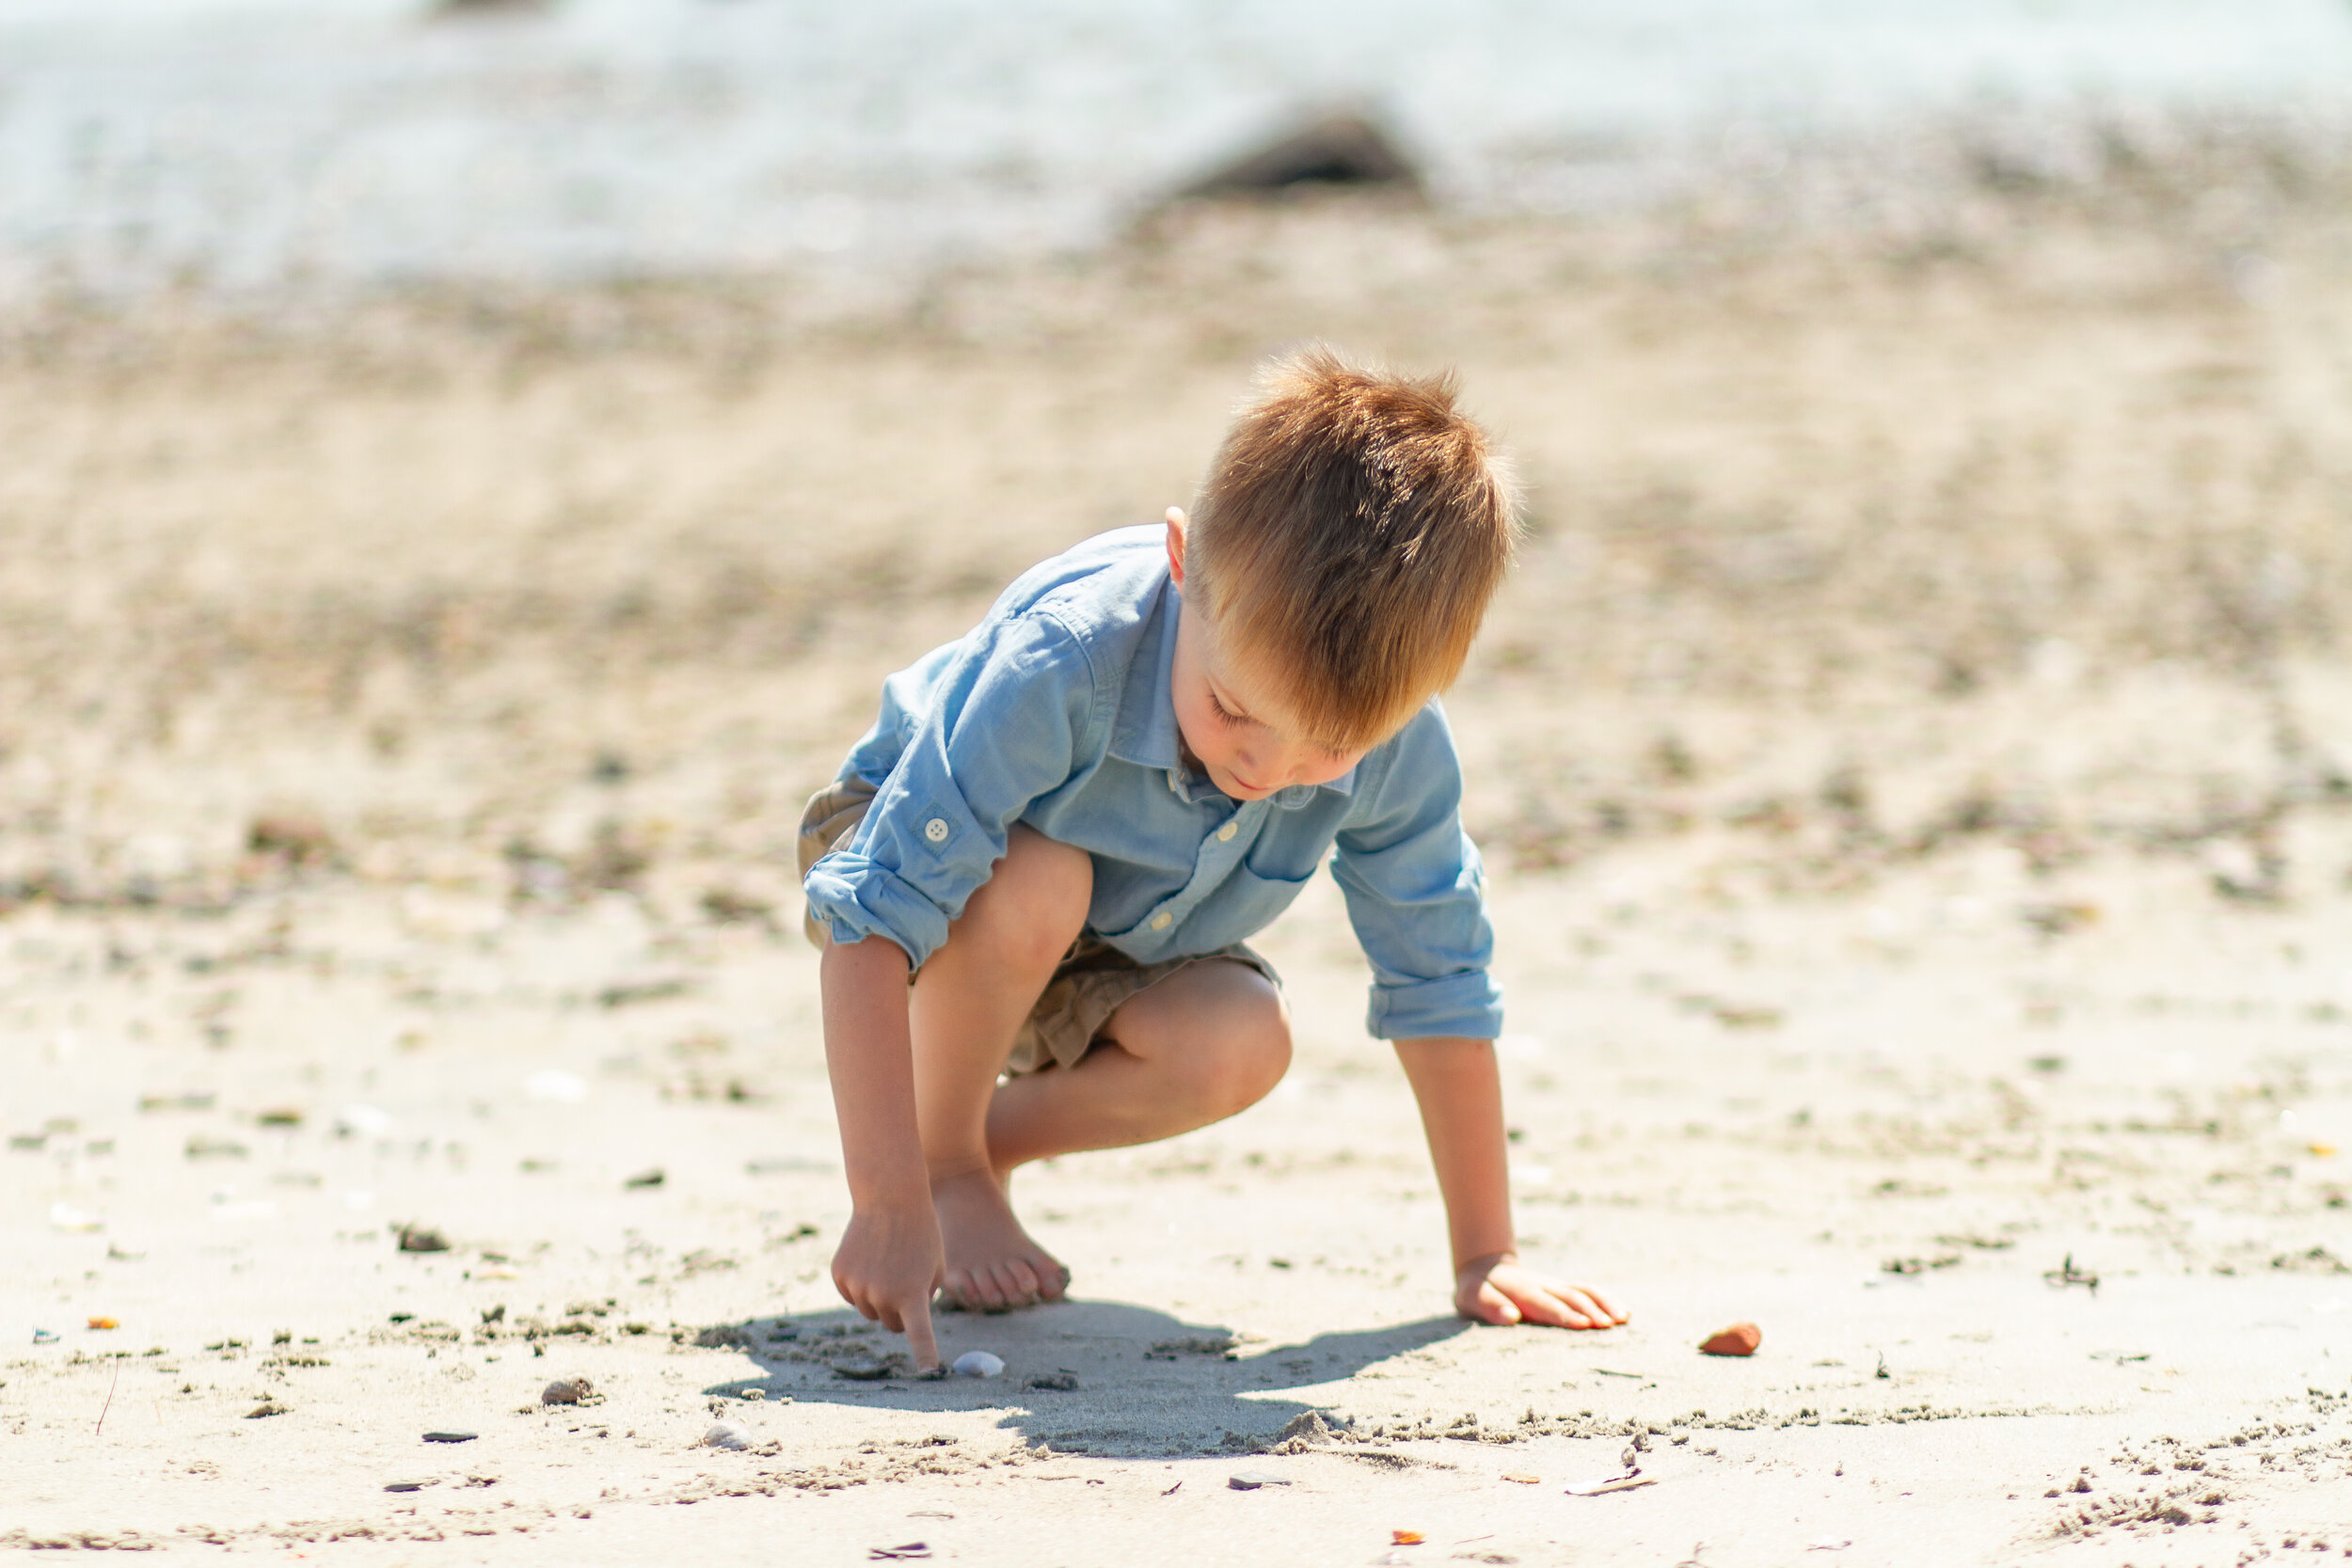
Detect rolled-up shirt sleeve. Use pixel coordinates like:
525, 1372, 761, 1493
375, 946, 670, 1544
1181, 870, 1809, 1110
1328, 703, 1503, 1040
803, 612, 1099, 969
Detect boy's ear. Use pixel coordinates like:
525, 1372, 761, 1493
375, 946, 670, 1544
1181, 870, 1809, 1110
1164, 506, 1189, 589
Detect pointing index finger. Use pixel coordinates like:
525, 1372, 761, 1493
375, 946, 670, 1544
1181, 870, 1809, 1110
903, 1293, 939, 1373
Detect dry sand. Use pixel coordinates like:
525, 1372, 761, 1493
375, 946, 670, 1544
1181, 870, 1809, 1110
8, 123, 2352, 1562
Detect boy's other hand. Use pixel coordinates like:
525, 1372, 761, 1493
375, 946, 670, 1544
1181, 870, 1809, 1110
1454, 1251, 1627, 1331
832, 1204, 946, 1370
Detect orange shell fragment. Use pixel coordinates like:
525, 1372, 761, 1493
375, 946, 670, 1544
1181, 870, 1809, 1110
1391, 1529, 1424, 1545
87, 1317, 119, 1331
1699, 1321, 1762, 1356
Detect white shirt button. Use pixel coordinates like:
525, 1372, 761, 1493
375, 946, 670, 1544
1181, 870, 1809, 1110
1150, 911, 1172, 931
1216, 822, 1237, 842
923, 818, 949, 844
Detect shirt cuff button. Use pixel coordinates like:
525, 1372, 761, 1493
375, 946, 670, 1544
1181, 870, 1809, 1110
1150, 911, 1172, 931
923, 818, 949, 844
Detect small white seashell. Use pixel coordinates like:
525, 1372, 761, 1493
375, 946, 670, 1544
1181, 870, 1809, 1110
334, 1103, 395, 1139
946, 1344, 1002, 1382
952, 1350, 1005, 1379
524, 1069, 588, 1104
48, 1201, 103, 1233
701, 1420, 753, 1450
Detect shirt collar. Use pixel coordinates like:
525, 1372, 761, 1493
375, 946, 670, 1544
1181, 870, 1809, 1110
1108, 573, 1183, 772
1105, 573, 1359, 803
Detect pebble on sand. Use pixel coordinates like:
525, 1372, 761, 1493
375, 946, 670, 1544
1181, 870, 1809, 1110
1699, 1322, 1763, 1357
1229, 1470, 1292, 1490
422, 1431, 478, 1443
701, 1420, 753, 1450
541, 1376, 595, 1405
951, 1351, 1004, 1378
247, 810, 336, 866
397, 1224, 450, 1253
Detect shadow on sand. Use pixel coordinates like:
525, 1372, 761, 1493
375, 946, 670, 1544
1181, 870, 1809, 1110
692, 1298, 1470, 1456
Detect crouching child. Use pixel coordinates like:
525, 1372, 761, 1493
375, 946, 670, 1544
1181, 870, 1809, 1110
801, 347, 1627, 1367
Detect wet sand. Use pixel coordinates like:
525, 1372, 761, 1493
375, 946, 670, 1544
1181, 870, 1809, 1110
7, 127, 2352, 1561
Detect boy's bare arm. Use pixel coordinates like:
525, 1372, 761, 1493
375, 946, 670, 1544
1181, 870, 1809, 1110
1393, 1037, 1628, 1330
820, 936, 944, 1370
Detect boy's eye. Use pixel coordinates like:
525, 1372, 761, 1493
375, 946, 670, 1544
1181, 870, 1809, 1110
1208, 691, 1245, 724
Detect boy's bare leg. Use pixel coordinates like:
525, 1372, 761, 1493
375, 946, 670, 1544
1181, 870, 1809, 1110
908, 826, 1090, 1311
983, 958, 1292, 1171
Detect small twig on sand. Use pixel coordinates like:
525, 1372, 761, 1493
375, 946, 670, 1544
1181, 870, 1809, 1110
96, 1363, 120, 1436
2043, 1254, 2100, 1293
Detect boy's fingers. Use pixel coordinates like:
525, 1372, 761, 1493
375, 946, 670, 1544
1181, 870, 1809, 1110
1462, 1281, 1519, 1325
903, 1297, 939, 1372
1548, 1288, 1605, 1328
1564, 1287, 1629, 1329
1575, 1286, 1629, 1324
1512, 1286, 1581, 1329
1483, 1265, 1579, 1328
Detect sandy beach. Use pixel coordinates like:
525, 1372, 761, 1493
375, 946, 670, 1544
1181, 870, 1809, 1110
7, 121, 2352, 1562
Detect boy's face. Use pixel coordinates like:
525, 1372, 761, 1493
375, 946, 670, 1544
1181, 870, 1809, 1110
1165, 509, 1370, 801
1169, 599, 1366, 800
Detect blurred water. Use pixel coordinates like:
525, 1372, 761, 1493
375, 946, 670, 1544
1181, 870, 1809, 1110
3, 0, 2350, 299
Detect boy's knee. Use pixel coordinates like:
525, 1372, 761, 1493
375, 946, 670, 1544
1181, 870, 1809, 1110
961, 828, 1089, 972
1191, 1000, 1292, 1117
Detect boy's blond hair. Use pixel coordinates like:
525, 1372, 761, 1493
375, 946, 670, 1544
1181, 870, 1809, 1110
1186, 346, 1519, 752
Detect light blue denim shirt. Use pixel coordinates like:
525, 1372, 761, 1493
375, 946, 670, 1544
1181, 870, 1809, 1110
803, 526, 1502, 1040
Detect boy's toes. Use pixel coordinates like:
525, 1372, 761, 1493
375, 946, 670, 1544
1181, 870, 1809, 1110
943, 1268, 1005, 1313
997, 1259, 1044, 1305
979, 1261, 1035, 1308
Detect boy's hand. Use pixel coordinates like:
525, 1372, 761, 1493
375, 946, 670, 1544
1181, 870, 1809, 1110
1454, 1250, 1627, 1330
832, 1202, 946, 1371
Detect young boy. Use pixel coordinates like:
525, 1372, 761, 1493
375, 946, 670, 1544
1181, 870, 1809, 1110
801, 348, 1626, 1369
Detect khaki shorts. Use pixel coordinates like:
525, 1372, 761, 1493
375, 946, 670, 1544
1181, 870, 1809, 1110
797, 777, 1280, 1076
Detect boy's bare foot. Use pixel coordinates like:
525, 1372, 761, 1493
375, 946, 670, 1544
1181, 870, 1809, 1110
930, 1166, 1070, 1312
